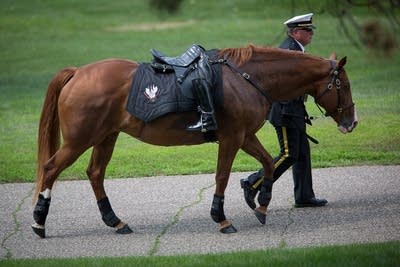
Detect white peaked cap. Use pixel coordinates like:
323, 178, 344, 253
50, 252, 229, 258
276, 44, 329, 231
283, 13, 316, 28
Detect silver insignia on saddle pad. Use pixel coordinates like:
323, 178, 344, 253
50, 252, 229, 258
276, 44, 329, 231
144, 84, 159, 102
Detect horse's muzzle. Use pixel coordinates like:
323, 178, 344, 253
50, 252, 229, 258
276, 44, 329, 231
338, 106, 358, 134
338, 120, 358, 133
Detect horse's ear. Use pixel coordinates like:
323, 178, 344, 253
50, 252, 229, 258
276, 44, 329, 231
338, 56, 347, 69
329, 52, 337, 60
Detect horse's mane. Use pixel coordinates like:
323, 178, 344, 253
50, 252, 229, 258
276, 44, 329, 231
218, 44, 310, 66
218, 44, 255, 66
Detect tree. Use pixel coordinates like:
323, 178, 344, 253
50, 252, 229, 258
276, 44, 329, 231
327, 0, 399, 55
149, 0, 183, 14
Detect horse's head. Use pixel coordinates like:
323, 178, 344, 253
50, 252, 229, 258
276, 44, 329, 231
313, 56, 358, 133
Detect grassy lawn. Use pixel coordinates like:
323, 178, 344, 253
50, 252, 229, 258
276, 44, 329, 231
1, 0, 399, 183
2, 241, 399, 267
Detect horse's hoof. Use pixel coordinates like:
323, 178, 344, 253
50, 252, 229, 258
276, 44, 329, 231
254, 210, 266, 225
31, 223, 45, 238
115, 224, 133, 234
220, 224, 237, 234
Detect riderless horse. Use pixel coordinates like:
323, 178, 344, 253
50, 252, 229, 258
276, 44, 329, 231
32, 44, 357, 237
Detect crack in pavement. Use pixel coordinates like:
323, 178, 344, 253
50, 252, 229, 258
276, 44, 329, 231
148, 183, 215, 256
278, 198, 295, 248
1, 185, 35, 259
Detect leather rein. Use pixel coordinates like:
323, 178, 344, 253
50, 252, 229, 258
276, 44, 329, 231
211, 57, 273, 105
213, 57, 354, 120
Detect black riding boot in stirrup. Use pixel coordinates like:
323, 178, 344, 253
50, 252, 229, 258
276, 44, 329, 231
187, 78, 217, 132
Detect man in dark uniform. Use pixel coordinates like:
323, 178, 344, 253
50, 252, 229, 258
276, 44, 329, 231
240, 13, 328, 211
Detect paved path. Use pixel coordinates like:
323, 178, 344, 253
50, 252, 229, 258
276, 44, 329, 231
1, 165, 399, 259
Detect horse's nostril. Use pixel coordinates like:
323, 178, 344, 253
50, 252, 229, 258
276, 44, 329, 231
347, 120, 358, 133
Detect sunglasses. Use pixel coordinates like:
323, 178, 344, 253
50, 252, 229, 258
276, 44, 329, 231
299, 28, 313, 32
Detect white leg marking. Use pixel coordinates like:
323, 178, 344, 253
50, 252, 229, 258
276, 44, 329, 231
32, 223, 45, 229
40, 188, 51, 199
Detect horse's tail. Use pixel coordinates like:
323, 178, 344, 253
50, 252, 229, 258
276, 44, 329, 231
34, 67, 76, 201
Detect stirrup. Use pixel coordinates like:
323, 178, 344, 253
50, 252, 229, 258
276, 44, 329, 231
186, 120, 204, 132
186, 121, 216, 132
186, 112, 217, 132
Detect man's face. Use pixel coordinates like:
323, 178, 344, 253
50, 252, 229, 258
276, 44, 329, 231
292, 27, 314, 46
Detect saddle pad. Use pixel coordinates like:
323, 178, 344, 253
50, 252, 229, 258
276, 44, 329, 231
126, 63, 196, 122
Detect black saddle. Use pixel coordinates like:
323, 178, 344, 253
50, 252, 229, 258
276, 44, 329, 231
151, 44, 205, 67
150, 44, 216, 100
126, 45, 223, 124
150, 44, 207, 85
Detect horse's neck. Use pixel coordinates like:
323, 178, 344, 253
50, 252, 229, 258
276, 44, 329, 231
246, 54, 331, 101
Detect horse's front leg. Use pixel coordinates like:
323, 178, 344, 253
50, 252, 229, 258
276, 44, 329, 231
241, 134, 275, 225
211, 140, 241, 233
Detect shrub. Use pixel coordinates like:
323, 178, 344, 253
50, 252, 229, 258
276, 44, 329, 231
149, 0, 183, 14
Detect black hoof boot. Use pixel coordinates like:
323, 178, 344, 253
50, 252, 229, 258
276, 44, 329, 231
240, 179, 257, 210
254, 210, 266, 225
32, 194, 51, 238
220, 224, 237, 234
115, 224, 133, 234
31, 224, 46, 238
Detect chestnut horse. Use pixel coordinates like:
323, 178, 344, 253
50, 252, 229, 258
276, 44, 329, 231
32, 44, 357, 238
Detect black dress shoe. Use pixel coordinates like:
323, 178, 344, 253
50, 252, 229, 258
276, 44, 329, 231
240, 179, 258, 210
295, 197, 328, 208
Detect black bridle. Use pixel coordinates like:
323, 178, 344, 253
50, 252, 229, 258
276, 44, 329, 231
314, 60, 355, 118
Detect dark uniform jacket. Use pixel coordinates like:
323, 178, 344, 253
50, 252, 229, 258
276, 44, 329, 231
268, 36, 307, 129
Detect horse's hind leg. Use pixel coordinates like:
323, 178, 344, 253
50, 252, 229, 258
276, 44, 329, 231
86, 132, 132, 234
32, 144, 87, 238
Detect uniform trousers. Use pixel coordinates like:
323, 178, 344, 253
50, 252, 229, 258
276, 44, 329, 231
248, 125, 315, 205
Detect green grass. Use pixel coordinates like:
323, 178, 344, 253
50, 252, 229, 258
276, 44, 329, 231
1, 0, 399, 183
1, 241, 399, 267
